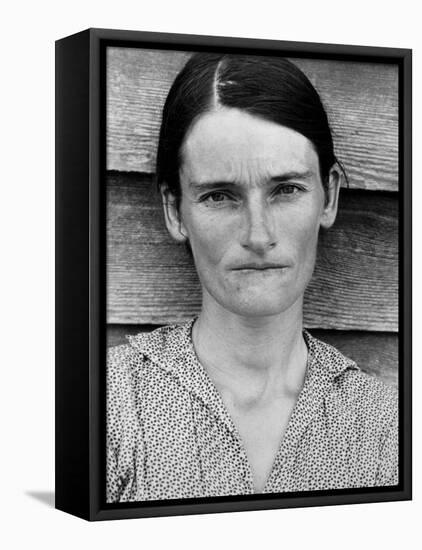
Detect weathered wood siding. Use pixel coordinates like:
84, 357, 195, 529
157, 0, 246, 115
106, 47, 399, 384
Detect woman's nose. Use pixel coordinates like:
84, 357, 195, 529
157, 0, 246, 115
240, 199, 277, 254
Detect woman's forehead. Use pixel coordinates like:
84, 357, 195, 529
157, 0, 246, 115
180, 108, 320, 185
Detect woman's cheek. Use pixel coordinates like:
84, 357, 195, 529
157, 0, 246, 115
186, 219, 223, 264
289, 216, 320, 274
190, 211, 231, 245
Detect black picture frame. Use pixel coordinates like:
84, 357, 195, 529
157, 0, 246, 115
55, 27, 412, 521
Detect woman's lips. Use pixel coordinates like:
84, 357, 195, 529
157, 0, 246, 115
230, 265, 289, 276
231, 263, 288, 270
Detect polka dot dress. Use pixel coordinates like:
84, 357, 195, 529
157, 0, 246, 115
106, 319, 398, 502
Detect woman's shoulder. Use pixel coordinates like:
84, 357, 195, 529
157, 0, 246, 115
338, 368, 398, 433
308, 335, 399, 486
107, 321, 194, 385
307, 331, 398, 420
340, 367, 397, 405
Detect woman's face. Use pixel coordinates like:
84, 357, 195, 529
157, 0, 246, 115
163, 107, 340, 318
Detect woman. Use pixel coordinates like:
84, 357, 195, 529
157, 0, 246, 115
107, 53, 398, 502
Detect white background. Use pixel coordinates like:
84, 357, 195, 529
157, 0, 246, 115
0, 1, 419, 548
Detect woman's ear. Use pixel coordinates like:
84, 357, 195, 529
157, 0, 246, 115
320, 164, 342, 229
160, 185, 188, 243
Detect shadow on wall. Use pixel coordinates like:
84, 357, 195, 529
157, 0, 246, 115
26, 491, 55, 508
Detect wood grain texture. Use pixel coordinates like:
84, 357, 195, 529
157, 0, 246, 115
106, 325, 398, 389
106, 172, 398, 330
107, 47, 398, 191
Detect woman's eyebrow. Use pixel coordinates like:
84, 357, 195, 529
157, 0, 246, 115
269, 170, 315, 183
188, 181, 239, 190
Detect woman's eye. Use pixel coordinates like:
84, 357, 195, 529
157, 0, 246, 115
210, 192, 227, 201
202, 192, 230, 203
276, 184, 298, 195
272, 184, 305, 198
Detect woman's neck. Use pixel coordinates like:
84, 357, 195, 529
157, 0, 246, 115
192, 295, 308, 404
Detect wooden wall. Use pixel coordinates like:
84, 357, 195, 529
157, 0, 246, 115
106, 47, 399, 388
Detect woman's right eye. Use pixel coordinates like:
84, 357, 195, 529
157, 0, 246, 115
201, 192, 231, 204
208, 192, 227, 202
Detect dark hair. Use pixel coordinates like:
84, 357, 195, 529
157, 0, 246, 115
157, 53, 341, 207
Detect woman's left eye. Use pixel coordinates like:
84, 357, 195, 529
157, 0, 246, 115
273, 184, 300, 196
208, 192, 228, 202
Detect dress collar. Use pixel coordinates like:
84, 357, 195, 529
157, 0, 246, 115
127, 318, 358, 380
127, 319, 359, 434
128, 319, 237, 432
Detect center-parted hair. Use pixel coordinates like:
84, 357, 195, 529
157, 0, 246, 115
156, 53, 339, 207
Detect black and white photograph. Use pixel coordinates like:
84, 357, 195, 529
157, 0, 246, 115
104, 43, 405, 506
3, 0, 422, 544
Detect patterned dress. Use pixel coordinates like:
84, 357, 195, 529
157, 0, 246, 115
106, 319, 398, 502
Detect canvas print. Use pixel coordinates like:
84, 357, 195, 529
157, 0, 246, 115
105, 47, 399, 504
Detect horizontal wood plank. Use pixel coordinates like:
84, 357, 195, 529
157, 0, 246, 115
106, 172, 398, 331
106, 325, 398, 388
107, 47, 398, 191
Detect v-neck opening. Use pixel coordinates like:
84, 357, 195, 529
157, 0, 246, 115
186, 318, 321, 495
261, 339, 318, 493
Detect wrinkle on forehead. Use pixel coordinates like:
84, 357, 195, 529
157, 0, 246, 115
183, 156, 308, 188
180, 108, 320, 188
